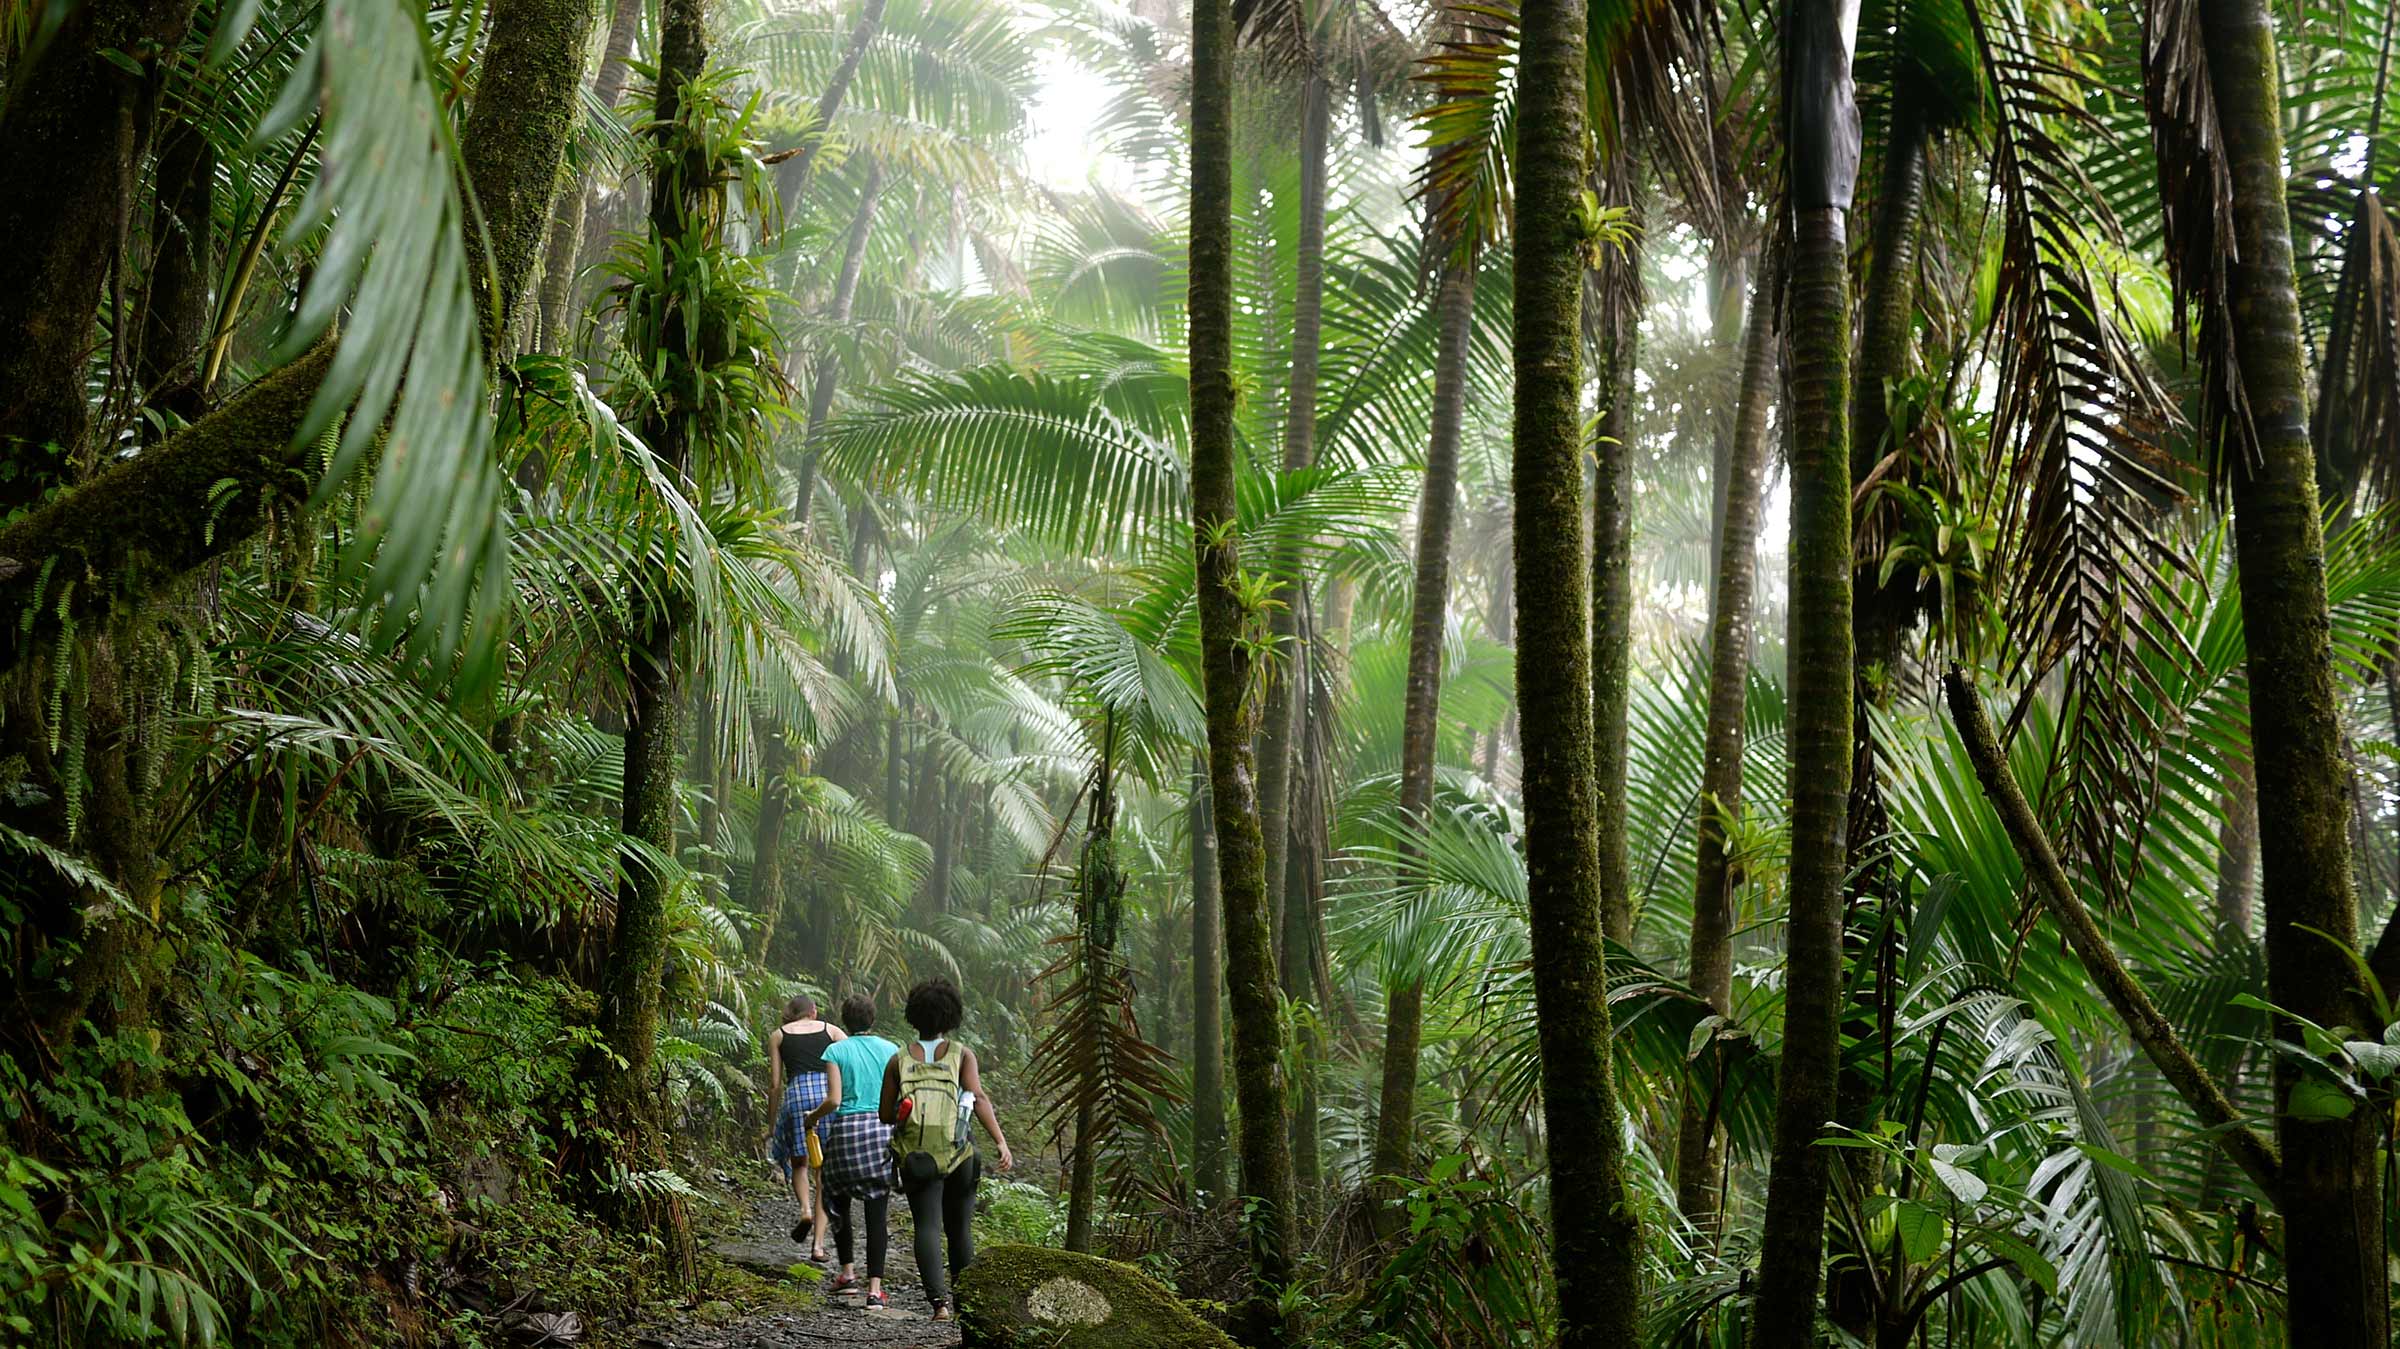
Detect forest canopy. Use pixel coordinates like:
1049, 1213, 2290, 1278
4, 0, 2400, 1343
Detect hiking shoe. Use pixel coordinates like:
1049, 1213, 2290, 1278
829, 1274, 858, 1295
864, 1290, 889, 1310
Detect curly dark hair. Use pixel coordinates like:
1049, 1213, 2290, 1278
838, 992, 878, 1034
903, 978, 964, 1036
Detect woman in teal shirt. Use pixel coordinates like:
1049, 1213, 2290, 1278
806, 993, 901, 1306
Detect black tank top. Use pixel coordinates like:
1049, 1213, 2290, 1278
779, 1024, 834, 1075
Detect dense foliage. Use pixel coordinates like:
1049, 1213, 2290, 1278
6, 0, 2400, 1344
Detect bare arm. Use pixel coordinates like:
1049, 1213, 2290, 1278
806, 1061, 842, 1129
766, 1028, 784, 1102
879, 1055, 902, 1124
960, 1049, 1013, 1171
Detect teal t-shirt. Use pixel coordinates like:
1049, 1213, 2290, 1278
824, 1034, 899, 1114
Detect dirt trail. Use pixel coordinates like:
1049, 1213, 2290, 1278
634, 1174, 961, 1349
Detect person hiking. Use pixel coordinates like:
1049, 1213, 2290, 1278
804, 992, 902, 1309
880, 977, 1014, 1323
766, 994, 846, 1262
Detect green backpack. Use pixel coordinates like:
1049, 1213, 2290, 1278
891, 1040, 973, 1181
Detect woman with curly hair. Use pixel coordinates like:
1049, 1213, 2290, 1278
881, 977, 1015, 1323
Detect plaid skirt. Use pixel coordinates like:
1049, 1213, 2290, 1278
819, 1110, 896, 1201
769, 1072, 829, 1175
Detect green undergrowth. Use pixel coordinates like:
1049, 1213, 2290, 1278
0, 914, 770, 1346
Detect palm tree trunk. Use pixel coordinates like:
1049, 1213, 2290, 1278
1513, 0, 1642, 1340
1676, 259, 1775, 1234
2198, 0, 2384, 1339
1279, 631, 1323, 1218
776, 0, 892, 210
1591, 173, 1643, 947
1825, 92, 1930, 1343
1751, 0, 1859, 1340
791, 160, 889, 529
1190, 761, 1229, 1205
2216, 754, 2258, 936
537, 0, 644, 353
1256, 70, 1332, 971
1369, 262, 1477, 1217
1192, 0, 1298, 1331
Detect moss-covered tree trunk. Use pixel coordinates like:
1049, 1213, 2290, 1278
1750, 0, 1858, 1341
458, 0, 592, 355
1675, 262, 1774, 1234
1255, 70, 1332, 972
589, 0, 711, 1169
1512, 0, 1642, 1340
0, 0, 193, 512
1590, 166, 1643, 947
1279, 630, 1325, 1215
1370, 260, 1476, 1217
536, 0, 645, 354
1189, 761, 1229, 1204
1191, 0, 1298, 1331
0, 0, 590, 676
2197, 0, 2383, 1339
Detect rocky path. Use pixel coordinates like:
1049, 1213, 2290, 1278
634, 1173, 961, 1349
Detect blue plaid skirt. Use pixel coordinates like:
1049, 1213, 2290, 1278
820, 1109, 895, 1200
770, 1072, 829, 1175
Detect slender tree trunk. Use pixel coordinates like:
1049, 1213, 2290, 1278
1591, 167, 1643, 947
1190, 762, 1229, 1204
0, 0, 192, 512
1256, 71, 1332, 969
1191, 0, 1298, 1330
885, 712, 904, 828
1750, 1, 1859, 1341
2216, 754, 2258, 937
1368, 264, 1475, 1218
1280, 636, 1323, 1218
537, 0, 645, 354
1513, 0, 1642, 1339
1824, 97, 1930, 1343
2198, 0, 2384, 1338
1944, 671, 2282, 1192
776, 0, 892, 210
1676, 261, 1775, 1234
589, 0, 710, 1168
791, 160, 888, 529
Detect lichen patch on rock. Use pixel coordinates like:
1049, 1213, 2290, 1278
1027, 1277, 1112, 1326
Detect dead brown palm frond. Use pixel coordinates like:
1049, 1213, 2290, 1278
2309, 4, 2400, 515
1966, 0, 2203, 898
2137, 0, 2253, 488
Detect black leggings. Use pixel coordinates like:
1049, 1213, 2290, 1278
903, 1155, 981, 1305
828, 1190, 889, 1279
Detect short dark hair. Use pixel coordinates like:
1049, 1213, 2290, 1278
904, 978, 964, 1036
839, 992, 878, 1034
781, 993, 817, 1022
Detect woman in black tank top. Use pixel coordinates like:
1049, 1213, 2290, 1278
767, 995, 846, 1261
780, 1025, 835, 1076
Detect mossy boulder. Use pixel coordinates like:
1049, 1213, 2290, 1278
957, 1244, 1235, 1349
